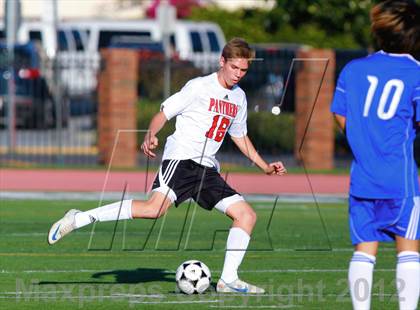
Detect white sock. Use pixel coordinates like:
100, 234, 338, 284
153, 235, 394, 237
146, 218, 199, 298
396, 251, 420, 310
348, 251, 376, 310
220, 227, 250, 283
74, 199, 133, 229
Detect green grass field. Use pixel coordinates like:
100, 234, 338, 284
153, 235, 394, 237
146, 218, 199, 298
0, 199, 400, 309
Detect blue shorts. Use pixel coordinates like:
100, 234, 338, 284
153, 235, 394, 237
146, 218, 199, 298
349, 195, 420, 245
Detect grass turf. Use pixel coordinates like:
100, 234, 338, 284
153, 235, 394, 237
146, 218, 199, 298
0, 199, 400, 309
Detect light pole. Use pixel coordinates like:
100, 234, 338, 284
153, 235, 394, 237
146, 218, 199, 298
157, 0, 176, 99
43, 0, 63, 164
4, 0, 21, 154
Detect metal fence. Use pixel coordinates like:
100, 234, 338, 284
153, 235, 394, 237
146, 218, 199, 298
0, 49, 98, 167
0, 46, 370, 168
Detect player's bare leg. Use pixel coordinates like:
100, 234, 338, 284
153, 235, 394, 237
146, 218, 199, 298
395, 237, 419, 310
225, 200, 257, 236
48, 192, 172, 245
355, 241, 379, 256
217, 200, 265, 294
131, 191, 173, 219
348, 242, 378, 310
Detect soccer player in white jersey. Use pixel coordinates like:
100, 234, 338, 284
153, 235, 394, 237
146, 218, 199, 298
331, 1, 420, 309
48, 38, 287, 294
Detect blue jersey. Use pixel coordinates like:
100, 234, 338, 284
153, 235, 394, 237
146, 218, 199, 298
331, 51, 420, 198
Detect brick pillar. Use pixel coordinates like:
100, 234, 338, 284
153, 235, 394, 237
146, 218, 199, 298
294, 48, 335, 170
98, 49, 138, 168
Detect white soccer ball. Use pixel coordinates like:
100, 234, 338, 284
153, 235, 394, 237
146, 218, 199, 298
271, 105, 281, 115
175, 260, 211, 294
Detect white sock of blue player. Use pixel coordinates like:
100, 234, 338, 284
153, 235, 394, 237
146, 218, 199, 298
220, 227, 250, 283
348, 251, 376, 310
396, 251, 420, 310
74, 200, 133, 228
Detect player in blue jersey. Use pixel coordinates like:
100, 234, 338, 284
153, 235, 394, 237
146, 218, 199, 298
331, 1, 420, 309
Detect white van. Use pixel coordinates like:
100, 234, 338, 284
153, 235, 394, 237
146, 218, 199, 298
3, 19, 226, 98
59, 19, 225, 97
0, 20, 89, 56
61, 19, 226, 72
0, 21, 92, 99
17, 21, 88, 56
13, 21, 96, 98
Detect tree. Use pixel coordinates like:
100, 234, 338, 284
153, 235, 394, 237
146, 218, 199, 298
188, 0, 385, 48
272, 0, 373, 47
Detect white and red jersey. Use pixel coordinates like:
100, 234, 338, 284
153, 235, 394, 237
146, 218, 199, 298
161, 72, 248, 168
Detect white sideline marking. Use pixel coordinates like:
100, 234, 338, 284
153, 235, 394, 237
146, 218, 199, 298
214, 293, 392, 298
2, 292, 165, 298
3, 291, 67, 295
0, 295, 164, 300
5, 232, 93, 237
112, 293, 165, 298
0, 293, 394, 300
130, 300, 220, 304
0, 268, 396, 274
0, 296, 221, 305
210, 306, 300, 309
1, 269, 117, 274
0, 191, 347, 203
0, 246, 398, 253
237, 269, 393, 273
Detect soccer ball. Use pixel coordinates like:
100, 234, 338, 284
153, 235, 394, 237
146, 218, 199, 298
175, 260, 211, 294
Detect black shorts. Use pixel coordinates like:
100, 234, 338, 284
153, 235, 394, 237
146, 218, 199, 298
152, 159, 241, 211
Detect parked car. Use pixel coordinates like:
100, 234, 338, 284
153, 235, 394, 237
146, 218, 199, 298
0, 42, 68, 129
1, 19, 226, 68
61, 19, 225, 71
14, 21, 95, 101
1, 19, 225, 114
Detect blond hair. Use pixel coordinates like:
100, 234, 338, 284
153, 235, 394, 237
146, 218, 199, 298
221, 38, 255, 63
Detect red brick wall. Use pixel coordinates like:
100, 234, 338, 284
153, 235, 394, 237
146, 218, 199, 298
294, 48, 335, 170
98, 49, 138, 168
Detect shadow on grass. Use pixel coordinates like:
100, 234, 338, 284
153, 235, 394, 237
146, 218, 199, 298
38, 267, 174, 285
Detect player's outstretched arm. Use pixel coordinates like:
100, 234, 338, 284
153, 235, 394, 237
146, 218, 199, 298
141, 111, 168, 158
231, 135, 287, 176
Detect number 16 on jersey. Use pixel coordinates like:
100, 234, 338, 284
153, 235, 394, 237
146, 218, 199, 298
206, 115, 231, 142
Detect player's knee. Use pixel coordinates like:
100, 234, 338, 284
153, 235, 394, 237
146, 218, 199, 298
137, 200, 167, 219
248, 209, 257, 225
153, 209, 166, 219
239, 208, 257, 227
147, 202, 167, 219
144, 207, 165, 219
